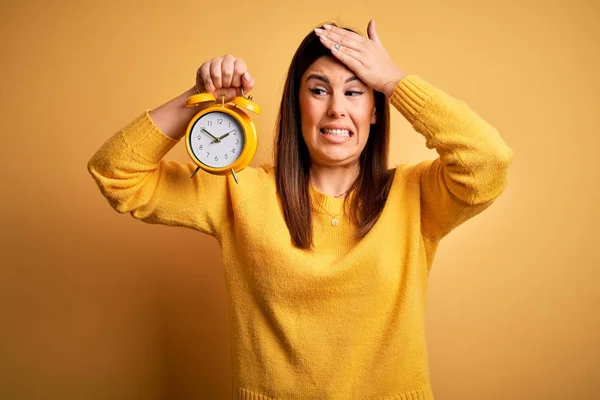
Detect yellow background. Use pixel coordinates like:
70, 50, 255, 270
1, 0, 599, 398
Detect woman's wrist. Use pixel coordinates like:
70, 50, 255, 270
383, 72, 408, 99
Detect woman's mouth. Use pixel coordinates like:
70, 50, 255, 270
320, 128, 353, 137
319, 128, 353, 143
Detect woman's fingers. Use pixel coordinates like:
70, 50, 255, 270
209, 57, 224, 89
195, 56, 253, 100
197, 62, 214, 92
242, 71, 255, 93
366, 19, 382, 46
316, 25, 366, 52
221, 54, 235, 88
231, 58, 245, 89
317, 33, 363, 64
329, 43, 364, 72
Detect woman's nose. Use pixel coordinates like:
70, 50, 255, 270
327, 94, 347, 118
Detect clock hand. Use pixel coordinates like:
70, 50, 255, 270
217, 130, 236, 141
201, 127, 220, 143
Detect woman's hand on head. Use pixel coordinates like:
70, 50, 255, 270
195, 55, 255, 103
314, 20, 407, 99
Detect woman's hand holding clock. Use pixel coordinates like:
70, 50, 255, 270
196, 55, 255, 103
149, 55, 255, 141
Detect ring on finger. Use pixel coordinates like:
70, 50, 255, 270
333, 43, 341, 51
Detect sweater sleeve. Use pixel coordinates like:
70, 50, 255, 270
87, 111, 231, 237
391, 75, 513, 241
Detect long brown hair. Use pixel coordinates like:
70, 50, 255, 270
274, 23, 395, 250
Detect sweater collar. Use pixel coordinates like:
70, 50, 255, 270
309, 183, 350, 216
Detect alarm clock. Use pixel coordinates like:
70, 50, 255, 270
184, 88, 261, 184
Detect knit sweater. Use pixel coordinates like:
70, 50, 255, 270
88, 75, 513, 399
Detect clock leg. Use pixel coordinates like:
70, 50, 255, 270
190, 166, 200, 178
231, 169, 239, 184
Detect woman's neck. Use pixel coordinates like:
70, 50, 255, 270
309, 163, 359, 198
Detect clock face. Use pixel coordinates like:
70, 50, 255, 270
189, 111, 245, 168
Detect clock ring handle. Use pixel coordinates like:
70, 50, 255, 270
240, 87, 254, 101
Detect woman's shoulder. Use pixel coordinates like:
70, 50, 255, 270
240, 163, 275, 179
392, 160, 436, 185
258, 163, 275, 175
232, 163, 276, 193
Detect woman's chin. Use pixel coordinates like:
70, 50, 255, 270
310, 151, 360, 167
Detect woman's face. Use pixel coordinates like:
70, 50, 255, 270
298, 56, 376, 168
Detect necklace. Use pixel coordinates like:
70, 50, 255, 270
313, 198, 345, 226
309, 182, 352, 226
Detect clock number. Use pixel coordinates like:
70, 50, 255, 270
207, 121, 212, 127
217, 118, 223, 124
214, 156, 218, 161
235, 139, 240, 145
225, 154, 228, 160
206, 152, 210, 158
199, 145, 203, 151
231, 148, 236, 153
197, 135, 201, 140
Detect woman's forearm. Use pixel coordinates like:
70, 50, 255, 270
149, 87, 199, 140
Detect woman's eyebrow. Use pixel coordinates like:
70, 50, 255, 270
306, 73, 329, 83
306, 73, 360, 84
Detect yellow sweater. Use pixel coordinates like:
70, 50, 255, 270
88, 75, 513, 399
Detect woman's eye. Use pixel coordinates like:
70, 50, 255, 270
346, 91, 364, 96
309, 88, 327, 95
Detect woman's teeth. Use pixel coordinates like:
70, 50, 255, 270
322, 129, 351, 137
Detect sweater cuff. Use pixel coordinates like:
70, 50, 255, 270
120, 110, 180, 163
389, 75, 435, 125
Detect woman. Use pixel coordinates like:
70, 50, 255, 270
89, 20, 512, 400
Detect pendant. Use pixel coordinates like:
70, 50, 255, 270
331, 218, 339, 226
